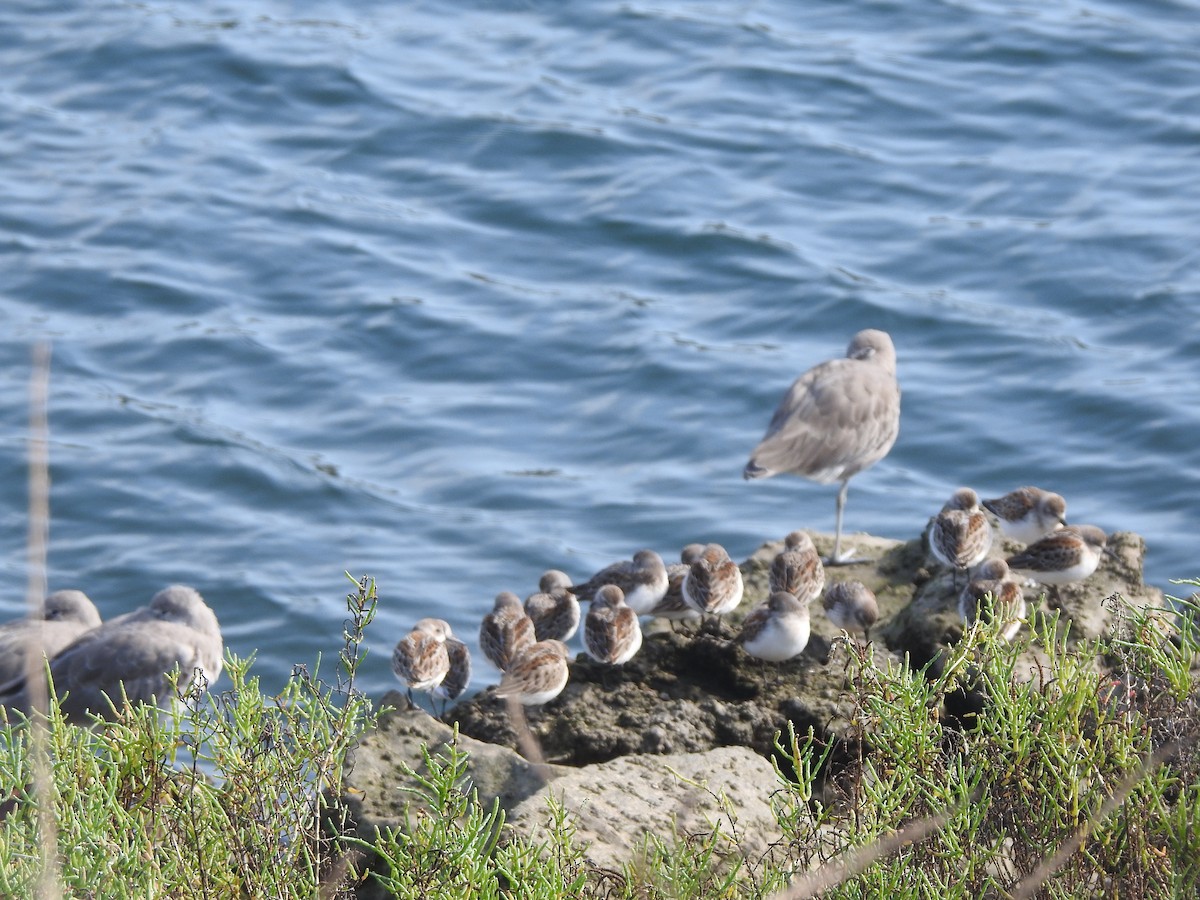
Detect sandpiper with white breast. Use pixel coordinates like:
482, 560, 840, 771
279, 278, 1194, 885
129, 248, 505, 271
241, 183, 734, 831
737, 591, 811, 662
524, 570, 580, 643
929, 488, 992, 588
958, 559, 1026, 641
1005, 524, 1111, 603
982, 486, 1067, 545
822, 580, 879, 643
392, 617, 453, 708
432, 634, 472, 715
646, 544, 705, 629
494, 639, 571, 707
570, 549, 668, 615
681, 543, 744, 624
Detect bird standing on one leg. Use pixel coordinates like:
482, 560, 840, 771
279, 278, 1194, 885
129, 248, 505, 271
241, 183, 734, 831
744, 330, 901, 566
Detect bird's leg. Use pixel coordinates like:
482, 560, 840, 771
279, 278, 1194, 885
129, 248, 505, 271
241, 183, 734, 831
824, 479, 869, 566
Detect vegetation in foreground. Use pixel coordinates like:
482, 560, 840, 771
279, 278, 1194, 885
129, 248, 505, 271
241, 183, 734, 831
0, 576, 1197, 899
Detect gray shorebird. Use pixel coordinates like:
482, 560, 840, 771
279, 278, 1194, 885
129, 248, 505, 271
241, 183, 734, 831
929, 488, 992, 588
392, 617, 452, 707
570, 549, 669, 615
822, 580, 879, 643
0, 585, 222, 722
479, 592, 536, 672
981, 486, 1067, 545
523, 570, 580, 643
0, 590, 102, 686
737, 591, 811, 662
744, 329, 901, 566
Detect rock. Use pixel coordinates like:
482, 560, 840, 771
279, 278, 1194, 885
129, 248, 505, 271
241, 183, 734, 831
343, 693, 570, 839
506, 745, 785, 873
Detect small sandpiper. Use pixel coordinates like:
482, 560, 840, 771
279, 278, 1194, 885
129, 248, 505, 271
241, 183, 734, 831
570, 549, 669, 615
584, 584, 643, 666
479, 592, 536, 672
822, 580, 879, 643
646, 544, 705, 628
981, 486, 1067, 545
769, 531, 825, 606
524, 570, 580, 643
737, 591, 811, 662
681, 543, 745, 623
392, 618, 452, 707
494, 639, 571, 707
1005, 524, 1110, 603
958, 559, 1026, 641
432, 635, 472, 715
929, 488, 992, 587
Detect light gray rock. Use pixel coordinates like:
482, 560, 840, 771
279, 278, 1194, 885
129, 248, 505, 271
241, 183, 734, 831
343, 692, 569, 839
505, 745, 785, 873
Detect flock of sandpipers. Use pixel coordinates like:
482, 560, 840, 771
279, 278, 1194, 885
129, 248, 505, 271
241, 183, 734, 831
391, 330, 1115, 714
0, 330, 1111, 724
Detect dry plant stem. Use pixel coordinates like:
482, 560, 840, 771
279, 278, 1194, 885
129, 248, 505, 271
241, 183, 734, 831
1009, 734, 1190, 900
505, 696, 553, 781
24, 341, 61, 900
772, 802, 963, 900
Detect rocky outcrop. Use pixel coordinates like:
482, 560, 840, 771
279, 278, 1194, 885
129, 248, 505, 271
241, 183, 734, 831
342, 527, 1170, 877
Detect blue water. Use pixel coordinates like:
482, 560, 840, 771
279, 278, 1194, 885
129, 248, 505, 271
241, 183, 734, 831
2, 0, 1198, 701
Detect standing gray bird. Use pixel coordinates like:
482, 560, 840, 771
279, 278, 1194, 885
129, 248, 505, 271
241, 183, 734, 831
744, 329, 901, 565
0, 590, 102, 686
0, 585, 222, 722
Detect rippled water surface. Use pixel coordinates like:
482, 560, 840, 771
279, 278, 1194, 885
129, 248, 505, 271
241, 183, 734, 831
2, 0, 1198, 699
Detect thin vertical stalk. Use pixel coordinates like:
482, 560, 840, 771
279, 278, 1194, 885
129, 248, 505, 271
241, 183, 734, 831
25, 341, 61, 900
